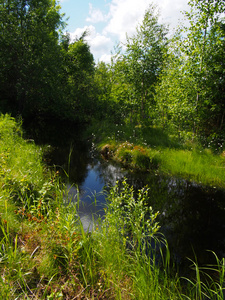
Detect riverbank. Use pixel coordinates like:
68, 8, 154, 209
0, 114, 224, 299
88, 120, 225, 189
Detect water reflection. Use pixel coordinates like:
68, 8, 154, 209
65, 160, 128, 231
46, 131, 225, 275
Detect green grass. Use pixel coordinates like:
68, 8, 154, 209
159, 148, 225, 187
0, 114, 224, 299
89, 119, 225, 188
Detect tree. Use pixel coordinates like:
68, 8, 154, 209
155, 41, 197, 134
0, 0, 65, 119
94, 61, 113, 120
64, 38, 95, 120
183, 0, 225, 134
155, 0, 225, 138
204, 21, 225, 131
123, 4, 168, 122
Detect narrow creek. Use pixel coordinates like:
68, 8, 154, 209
36, 123, 225, 277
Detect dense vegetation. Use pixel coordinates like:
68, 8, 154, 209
1, 0, 225, 298
0, 0, 95, 122
1, 0, 225, 141
0, 114, 224, 299
1, 0, 224, 184
93, 1, 225, 140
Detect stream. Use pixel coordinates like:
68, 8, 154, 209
35, 122, 225, 277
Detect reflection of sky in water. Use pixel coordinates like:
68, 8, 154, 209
67, 161, 128, 231
67, 163, 116, 231
65, 154, 225, 272
80, 164, 105, 199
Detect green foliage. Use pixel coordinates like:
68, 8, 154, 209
96, 5, 169, 125
113, 142, 160, 170
0, 1, 96, 123
0, 115, 225, 298
184, 252, 225, 300
123, 4, 168, 120
104, 179, 160, 241
93, 0, 225, 143
159, 147, 225, 187
92, 118, 225, 187
64, 38, 95, 120
154, 42, 198, 133
94, 61, 124, 121
154, 0, 225, 137
89, 180, 190, 299
0, 0, 66, 119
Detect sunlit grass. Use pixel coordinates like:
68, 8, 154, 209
80, 179, 182, 299
1, 114, 225, 298
89, 119, 225, 188
159, 148, 225, 187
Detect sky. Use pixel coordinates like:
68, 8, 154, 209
58, 0, 190, 63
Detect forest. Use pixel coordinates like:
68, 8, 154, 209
1, 0, 224, 142
1, 0, 225, 299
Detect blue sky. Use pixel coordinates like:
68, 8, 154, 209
58, 0, 189, 63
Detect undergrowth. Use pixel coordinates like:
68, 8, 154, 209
0, 114, 224, 299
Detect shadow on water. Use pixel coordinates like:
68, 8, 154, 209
27, 121, 225, 277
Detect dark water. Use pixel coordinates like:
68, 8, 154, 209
35, 122, 225, 276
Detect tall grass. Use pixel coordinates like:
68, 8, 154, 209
90, 179, 180, 299
80, 180, 225, 299
183, 252, 225, 300
0, 114, 224, 299
0, 114, 79, 298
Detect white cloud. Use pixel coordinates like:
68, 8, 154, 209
86, 3, 109, 23
104, 0, 150, 43
104, 0, 189, 43
69, 25, 113, 63
158, 0, 189, 30
99, 53, 113, 64
69, 25, 92, 42
67, 0, 190, 63
90, 34, 112, 53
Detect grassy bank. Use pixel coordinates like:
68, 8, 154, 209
88, 120, 225, 188
0, 114, 224, 299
